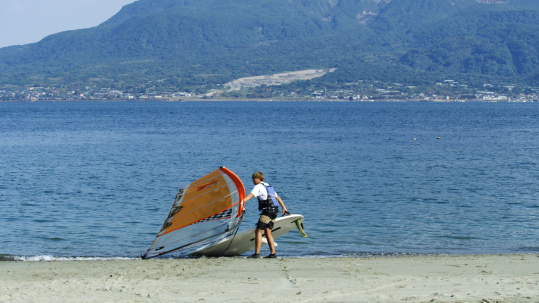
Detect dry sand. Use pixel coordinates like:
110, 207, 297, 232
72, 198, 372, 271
1, 254, 538, 303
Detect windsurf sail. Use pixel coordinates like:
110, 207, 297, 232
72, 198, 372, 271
142, 167, 245, 259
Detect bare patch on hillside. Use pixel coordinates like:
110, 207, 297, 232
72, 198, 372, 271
357, 12, 378, 24
224, 68, 336, 91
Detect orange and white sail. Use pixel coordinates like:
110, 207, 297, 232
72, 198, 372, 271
142, 167, 245, 258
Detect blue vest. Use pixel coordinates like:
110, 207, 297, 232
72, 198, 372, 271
257, 183, 279, 210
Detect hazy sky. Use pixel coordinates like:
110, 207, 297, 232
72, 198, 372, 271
0, 0, 135, 48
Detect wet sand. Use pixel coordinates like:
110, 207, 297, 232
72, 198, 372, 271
1, 254, 538, 302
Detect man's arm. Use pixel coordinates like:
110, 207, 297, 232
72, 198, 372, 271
276, 195, 288, 216
243, 193, 255, 203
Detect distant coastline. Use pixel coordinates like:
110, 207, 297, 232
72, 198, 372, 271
1, 98, 536, 103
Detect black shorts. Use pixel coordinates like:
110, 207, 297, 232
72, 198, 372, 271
256, 208, 278, 230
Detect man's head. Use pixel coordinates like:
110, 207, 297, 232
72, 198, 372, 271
252, 172, 264, 184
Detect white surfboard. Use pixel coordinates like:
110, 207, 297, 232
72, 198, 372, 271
193, 214, 305, 257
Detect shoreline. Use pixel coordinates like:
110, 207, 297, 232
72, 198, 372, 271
2, 254, 538, 302
2, 252, 539, 262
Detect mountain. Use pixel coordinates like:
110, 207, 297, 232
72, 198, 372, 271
399, 4, 539, 79
1, 0, 539, 90
368, 0, 476, 34
0, 0, 384, 89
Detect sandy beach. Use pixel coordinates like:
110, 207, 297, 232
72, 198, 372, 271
1, 254, 538, 303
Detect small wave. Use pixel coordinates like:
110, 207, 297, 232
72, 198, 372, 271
518, 247, 539, 252
13, 255, 140, 262
39, 237, 66, 241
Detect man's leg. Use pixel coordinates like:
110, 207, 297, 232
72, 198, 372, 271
265, 228, 276, 254
255, 228, 263, 254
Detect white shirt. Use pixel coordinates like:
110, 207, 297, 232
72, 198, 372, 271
250, 182, 278, 201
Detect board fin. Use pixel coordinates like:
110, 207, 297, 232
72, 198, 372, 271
293, 219, 308, 237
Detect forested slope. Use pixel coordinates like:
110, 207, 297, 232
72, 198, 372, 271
400, 6, 539, 80
1, 0, 539, 89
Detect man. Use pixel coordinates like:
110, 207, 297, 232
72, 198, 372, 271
242, 172, 288, 258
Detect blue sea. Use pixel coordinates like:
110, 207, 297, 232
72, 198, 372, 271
1, 101, 538, 260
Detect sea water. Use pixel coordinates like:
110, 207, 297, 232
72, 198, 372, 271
1, 101, 538, 259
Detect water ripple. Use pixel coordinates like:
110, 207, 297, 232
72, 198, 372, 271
1, 101, 538, 257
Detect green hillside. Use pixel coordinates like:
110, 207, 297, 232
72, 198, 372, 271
1, 0, 539, 90
368, 0, 476, 35
400, 5, 539, 79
